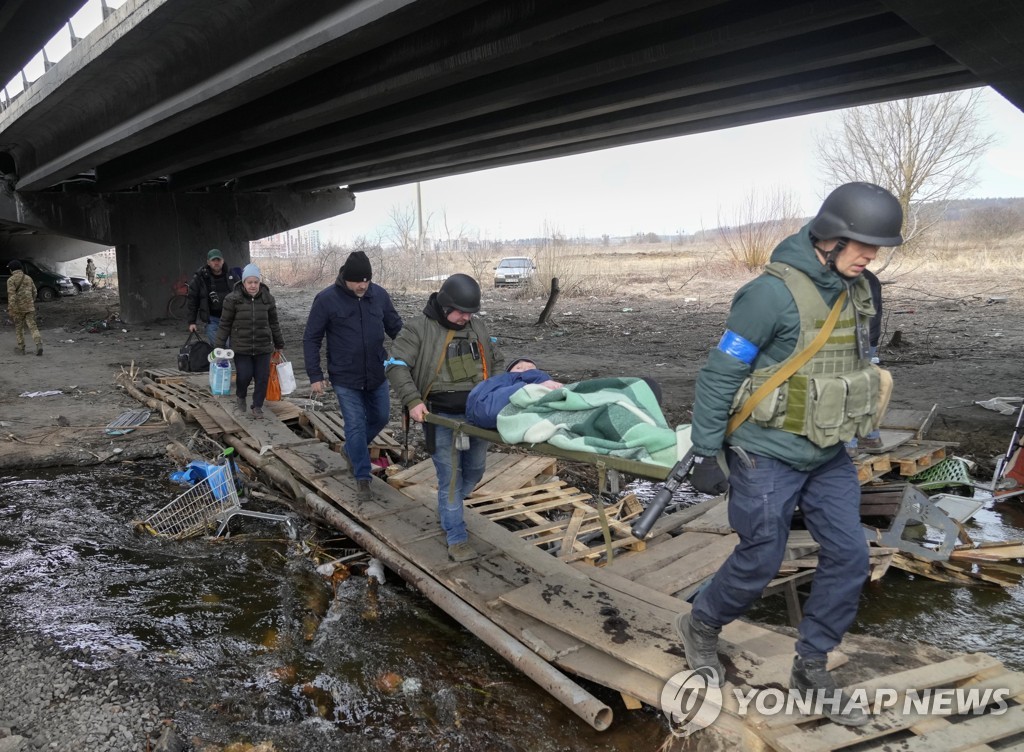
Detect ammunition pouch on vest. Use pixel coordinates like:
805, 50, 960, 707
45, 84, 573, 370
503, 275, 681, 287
728, 263, 881, 448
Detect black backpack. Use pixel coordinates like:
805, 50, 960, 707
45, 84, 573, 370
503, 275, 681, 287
177, 332, 213, 372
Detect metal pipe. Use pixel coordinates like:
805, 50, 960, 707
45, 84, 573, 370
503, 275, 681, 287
302, 491, 614, 731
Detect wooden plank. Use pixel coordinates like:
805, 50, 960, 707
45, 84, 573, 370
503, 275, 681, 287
759, 653, 1005, 733
557, 509, 587, 560
682, 499, 733, 533
400, 482, 589, 582
634, 534, 739, 595
464, 480, 566, 505
882, 406, 938, 439
265, 399, 301, 423
560, 535, 646, 563
761, 660, 1020, 750
472, 455, 557, 496
605, 531, 725, 579
499, 576, 688, 680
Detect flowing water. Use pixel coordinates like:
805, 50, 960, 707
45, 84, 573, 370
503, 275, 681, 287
0, 461, 667, 751
3, 463, 1024, 751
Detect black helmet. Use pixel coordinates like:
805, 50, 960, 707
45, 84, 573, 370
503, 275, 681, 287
437, 273, 481, 313
809, 182, 904, 246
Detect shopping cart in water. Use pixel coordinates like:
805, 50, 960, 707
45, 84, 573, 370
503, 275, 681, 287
142, 448, 298, 540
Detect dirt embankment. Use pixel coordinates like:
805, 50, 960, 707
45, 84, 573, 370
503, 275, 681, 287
1, 277, 1019, 472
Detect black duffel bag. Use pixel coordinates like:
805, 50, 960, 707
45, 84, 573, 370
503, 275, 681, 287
177, 332, 213, 372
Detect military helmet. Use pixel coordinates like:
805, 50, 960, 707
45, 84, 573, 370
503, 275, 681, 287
437, 273, 481, 313
809, 182, 904, 246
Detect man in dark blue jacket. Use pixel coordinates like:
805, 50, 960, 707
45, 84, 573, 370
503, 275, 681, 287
303, 251, 402, 499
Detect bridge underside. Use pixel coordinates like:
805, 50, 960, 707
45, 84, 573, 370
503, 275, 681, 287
0, 0, 1020, 320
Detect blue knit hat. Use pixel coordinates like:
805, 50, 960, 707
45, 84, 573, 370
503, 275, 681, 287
241, 263, 261, 282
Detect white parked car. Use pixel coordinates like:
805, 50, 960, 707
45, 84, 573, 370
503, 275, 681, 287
493, 256, 536, 287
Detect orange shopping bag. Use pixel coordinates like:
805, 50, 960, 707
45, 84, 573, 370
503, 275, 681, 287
266, 352, 283, 401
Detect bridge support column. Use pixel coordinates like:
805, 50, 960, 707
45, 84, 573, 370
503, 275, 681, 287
0, 187, 355, 322
109, 189, 353, 322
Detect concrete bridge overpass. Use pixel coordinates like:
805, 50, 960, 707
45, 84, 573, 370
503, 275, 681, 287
0, 0, 1022, 321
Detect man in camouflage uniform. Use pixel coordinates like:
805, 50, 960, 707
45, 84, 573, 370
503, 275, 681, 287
6, 260, 43, 356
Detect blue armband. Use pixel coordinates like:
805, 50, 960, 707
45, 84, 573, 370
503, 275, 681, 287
717, 329, 758, 364
383, 357, 408, 369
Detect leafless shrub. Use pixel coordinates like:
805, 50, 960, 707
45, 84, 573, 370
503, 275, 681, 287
716, 186, 804, 271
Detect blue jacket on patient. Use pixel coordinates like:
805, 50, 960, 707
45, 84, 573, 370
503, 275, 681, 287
466, 368, 556, 429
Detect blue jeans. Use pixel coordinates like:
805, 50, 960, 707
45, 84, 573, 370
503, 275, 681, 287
204, 316, 221, 345
333, 382, 391, 482
691, 448, 868, 660
431, 412, 489, 545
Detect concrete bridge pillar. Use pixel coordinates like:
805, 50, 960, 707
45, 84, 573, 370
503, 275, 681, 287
0, 187, 355, 322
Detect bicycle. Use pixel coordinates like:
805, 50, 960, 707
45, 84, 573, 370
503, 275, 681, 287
166, 276, 190, 321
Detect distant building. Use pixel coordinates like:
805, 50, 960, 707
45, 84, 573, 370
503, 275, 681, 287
250, 229, 322, 258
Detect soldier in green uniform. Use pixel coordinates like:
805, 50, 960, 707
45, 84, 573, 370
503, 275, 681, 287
6, 260, 43, 356
677, 183, 903, 726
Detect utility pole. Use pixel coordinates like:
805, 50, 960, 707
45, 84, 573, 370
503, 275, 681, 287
416, 182, 424, 258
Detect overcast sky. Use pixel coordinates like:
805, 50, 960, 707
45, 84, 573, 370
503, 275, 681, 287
308, 87, 1024, 244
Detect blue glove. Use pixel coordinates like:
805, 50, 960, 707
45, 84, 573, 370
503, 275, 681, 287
690, 454, 728, 495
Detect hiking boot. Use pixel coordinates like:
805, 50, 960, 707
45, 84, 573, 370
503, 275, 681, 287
447, 541, 478, 562
251, 405, 264, 420
674, 613, 724, 687
235, 397, 247, 416
790, 655, 869, 727
356, 478, 373, 501
35, 344, 43, 356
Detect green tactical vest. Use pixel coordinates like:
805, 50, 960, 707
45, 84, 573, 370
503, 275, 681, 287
728, 263, 879, 448
439, 329, 488, 389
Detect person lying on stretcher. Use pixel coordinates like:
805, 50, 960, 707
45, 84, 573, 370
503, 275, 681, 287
465, 357, 563, 429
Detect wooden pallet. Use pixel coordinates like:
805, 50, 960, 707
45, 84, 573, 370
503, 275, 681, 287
889, 440, 948, 476
855, 453, 893, 484
387, 452, 557, 492
141, 367, 189, 384
474, 486, 644, 563
753, 652, 1024, 752
298, 410, 402, 458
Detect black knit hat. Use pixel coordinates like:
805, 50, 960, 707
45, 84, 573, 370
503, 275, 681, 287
7, 259, 22, 271
340, 251, 372, 282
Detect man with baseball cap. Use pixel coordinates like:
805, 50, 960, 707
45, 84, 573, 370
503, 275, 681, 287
186, 248, 238, 343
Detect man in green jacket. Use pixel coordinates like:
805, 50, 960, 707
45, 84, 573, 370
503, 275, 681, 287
677, 183, 903, 726
6, 260, 43, 356
386, 274, 503, 562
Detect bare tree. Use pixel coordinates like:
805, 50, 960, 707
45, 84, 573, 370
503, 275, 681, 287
815, 91, 997, 253
385, 203, 417, 253
716, 186, 804, 270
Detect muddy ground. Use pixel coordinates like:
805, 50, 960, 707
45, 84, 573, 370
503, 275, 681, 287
0, 273, 1020, 471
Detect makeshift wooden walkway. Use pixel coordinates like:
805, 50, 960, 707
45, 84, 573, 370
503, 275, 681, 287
130, 371, 1024, 749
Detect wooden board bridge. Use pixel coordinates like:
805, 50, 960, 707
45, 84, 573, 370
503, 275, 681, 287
127, 370, 1024, 750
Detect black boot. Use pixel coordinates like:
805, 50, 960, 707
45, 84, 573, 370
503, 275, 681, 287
356, 478, 373, 501
790, 655, 868, 727
674, 613, 724, 687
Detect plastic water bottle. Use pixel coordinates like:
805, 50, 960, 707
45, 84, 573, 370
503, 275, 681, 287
209, 348, 233, 396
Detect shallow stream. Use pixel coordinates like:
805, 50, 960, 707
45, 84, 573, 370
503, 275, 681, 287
2, 462, 1024, 750
0, 461, 666, 751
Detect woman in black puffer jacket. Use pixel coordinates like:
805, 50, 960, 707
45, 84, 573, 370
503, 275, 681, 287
215, 263, 285, 419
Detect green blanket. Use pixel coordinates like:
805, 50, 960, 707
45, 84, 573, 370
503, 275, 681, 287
495, 377, 691, 468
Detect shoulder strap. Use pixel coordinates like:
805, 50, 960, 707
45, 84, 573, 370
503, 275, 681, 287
725, 289, 847, 436
422, 329, 456, 401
